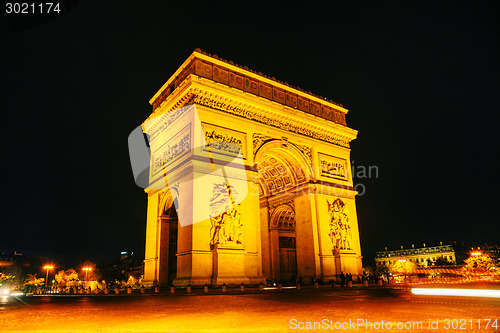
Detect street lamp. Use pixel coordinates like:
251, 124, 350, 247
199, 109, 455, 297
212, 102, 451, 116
82, 267, 92, 289
43, 265, 53, 292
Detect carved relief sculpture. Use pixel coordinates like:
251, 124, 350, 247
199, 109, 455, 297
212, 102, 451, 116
252, 133, 273, 155
209, 183, 243, 248
327, 199, 352, 250
319, 153, 348, 180
204, 130, 243, 156
320, 160, 346, 178
203, 123, 247, 158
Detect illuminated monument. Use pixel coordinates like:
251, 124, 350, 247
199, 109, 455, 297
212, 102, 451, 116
141, 49, 362, 287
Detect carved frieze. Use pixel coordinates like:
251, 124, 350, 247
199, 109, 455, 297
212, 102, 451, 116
193, 94, 351, 148
153, 90, 352, 149
203, 123, 247, 159
151, 52, 348, 127
319, 153, 348, 181
150, 125, 191, 177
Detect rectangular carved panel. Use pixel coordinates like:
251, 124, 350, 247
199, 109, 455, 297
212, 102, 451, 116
213, 65, 229, 85
273, 87, 286, 104
310, 101, 321, 117
259, 82, 273, 99
333, 111, 342, 124
244, 77, 259, 95
228, 71, 244, 90
285, 91, 298, 108
298, 96, 310, 113
318, 153, 348, 181
153, 56, 349, 128
202, 123, 248, 160
151, 124, 192, 178
339, 113, 346, 126
194, 59, 213, 80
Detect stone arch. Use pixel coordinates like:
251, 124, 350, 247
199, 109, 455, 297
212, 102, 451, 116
157, 189, 180, 286
268, 202, 298, 282
254, 139, 312, 197
270, 204, 296, 230
158, 187, 179, 217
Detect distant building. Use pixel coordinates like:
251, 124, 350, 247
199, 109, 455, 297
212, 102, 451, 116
449, 241, 500, 265
120, 251, 134, 261
100, 251, 143, 283
0, 251, 29, 276
375, 244, 456, 267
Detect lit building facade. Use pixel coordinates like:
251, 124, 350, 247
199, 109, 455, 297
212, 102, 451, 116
141, 50, 363, 287
375, 244, 456, 267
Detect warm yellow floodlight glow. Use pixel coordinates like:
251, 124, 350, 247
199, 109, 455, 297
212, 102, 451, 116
82, 267, 93, 289
9, 292, 24, 296
471, 252, 482, 256
43, 265, 54, 290
411, 288, 500, 298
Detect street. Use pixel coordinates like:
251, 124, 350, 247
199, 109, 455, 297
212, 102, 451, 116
1, 284, 499, 332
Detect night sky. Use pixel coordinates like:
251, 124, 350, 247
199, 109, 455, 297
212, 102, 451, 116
1, 1, 499, 268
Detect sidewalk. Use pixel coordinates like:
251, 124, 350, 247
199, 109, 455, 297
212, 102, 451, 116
35, 282, 397, 297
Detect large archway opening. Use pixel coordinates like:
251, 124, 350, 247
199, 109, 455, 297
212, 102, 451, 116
271, 204, 297, 281
159, 198, 179, 286
255, 140, 312, 283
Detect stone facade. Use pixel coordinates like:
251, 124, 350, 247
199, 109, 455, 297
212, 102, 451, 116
375, 245, 457, 267
142, 50, 362, 287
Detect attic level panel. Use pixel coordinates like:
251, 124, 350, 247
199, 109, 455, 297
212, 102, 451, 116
151, 52, 347, 127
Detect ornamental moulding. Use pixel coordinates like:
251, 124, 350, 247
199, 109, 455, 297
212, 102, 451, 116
188, 91, 351, 148
148, 78, 354, 149
150, 51, 347, 127
268, 197, 296, 215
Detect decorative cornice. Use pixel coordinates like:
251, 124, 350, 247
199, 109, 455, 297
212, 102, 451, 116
191, 89, 352, 148
191, 49, 344, 108
147, 78, 355, 148
150, 50, 348, 126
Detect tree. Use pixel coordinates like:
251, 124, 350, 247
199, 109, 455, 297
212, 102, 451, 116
0, 273, 16, 285
55, 269, 80, 290
435, 256, 453, 266
24, 274, 45, 293
117, 275, 144, 290
389, 259, 416, 278
363, 266, 376, 281
463, 253, 495, 275
375, 265, 390, 282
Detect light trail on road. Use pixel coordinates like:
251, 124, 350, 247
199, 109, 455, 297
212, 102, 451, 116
411, 288, 500, 298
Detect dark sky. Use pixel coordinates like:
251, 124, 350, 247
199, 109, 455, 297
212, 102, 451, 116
1, 1, 499, 268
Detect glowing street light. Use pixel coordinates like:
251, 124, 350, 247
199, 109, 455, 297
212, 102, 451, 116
43, 265, 53, 291
82, 267, 92, 289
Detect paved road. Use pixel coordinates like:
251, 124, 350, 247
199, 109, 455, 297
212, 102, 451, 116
1, 286, 499, 332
